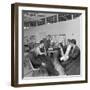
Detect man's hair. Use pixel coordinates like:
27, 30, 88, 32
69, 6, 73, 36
67, 39, 71, 42
47, 34, 51, 37
71, 39, 76, 45
59, 43, 63, 47
40, 40, 44, 44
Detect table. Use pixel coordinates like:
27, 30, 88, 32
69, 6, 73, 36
47, 50, 58, 58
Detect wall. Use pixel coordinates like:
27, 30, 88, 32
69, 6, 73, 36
0, 0, 89, 90
25, 16, 81, 47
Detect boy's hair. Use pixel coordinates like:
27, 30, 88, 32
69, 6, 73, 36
71, 39, 76, 45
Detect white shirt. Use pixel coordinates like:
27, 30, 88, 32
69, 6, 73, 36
60, 45, 72, 61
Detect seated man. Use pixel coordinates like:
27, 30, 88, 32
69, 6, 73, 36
60, 39, 80, 75
58, 39, 72, 62
29, 40, 59, 76
59, 39, 72, 61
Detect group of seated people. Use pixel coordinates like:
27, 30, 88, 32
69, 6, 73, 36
29, 35, 80, 76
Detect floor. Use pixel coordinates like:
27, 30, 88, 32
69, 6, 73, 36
24, 52, 80, 77
24, 56, 66, 77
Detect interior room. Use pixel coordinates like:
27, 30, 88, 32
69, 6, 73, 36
23, 11, 81, 77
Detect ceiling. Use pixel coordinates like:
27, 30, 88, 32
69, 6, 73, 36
23, 11, 81, 22
23, 12, 57, 22
23, 11, 81, 28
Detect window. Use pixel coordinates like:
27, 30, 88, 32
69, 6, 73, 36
47, 15, 57, 23
30, 21, 36, 26
37, 18, 45, 26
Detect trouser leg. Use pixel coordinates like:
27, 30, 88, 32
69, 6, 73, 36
43, 56, 59, 76
38, 55, 59, 76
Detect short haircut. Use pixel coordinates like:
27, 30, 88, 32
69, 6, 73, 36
40, 40, 44, 44
67, 39, 71, 42
47, 34, 51, 37
59, 43, 63, 47
71, 39, 76, 45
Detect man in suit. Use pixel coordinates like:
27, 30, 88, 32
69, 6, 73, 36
59, 39, 72, 62
60, 39, 80, 75
43, 35, 51, 51
29, 40, 59, 76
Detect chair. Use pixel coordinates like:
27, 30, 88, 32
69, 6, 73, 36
24, 48, 48, 76
28, 57, 40, 73
24, 53, 40, 74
